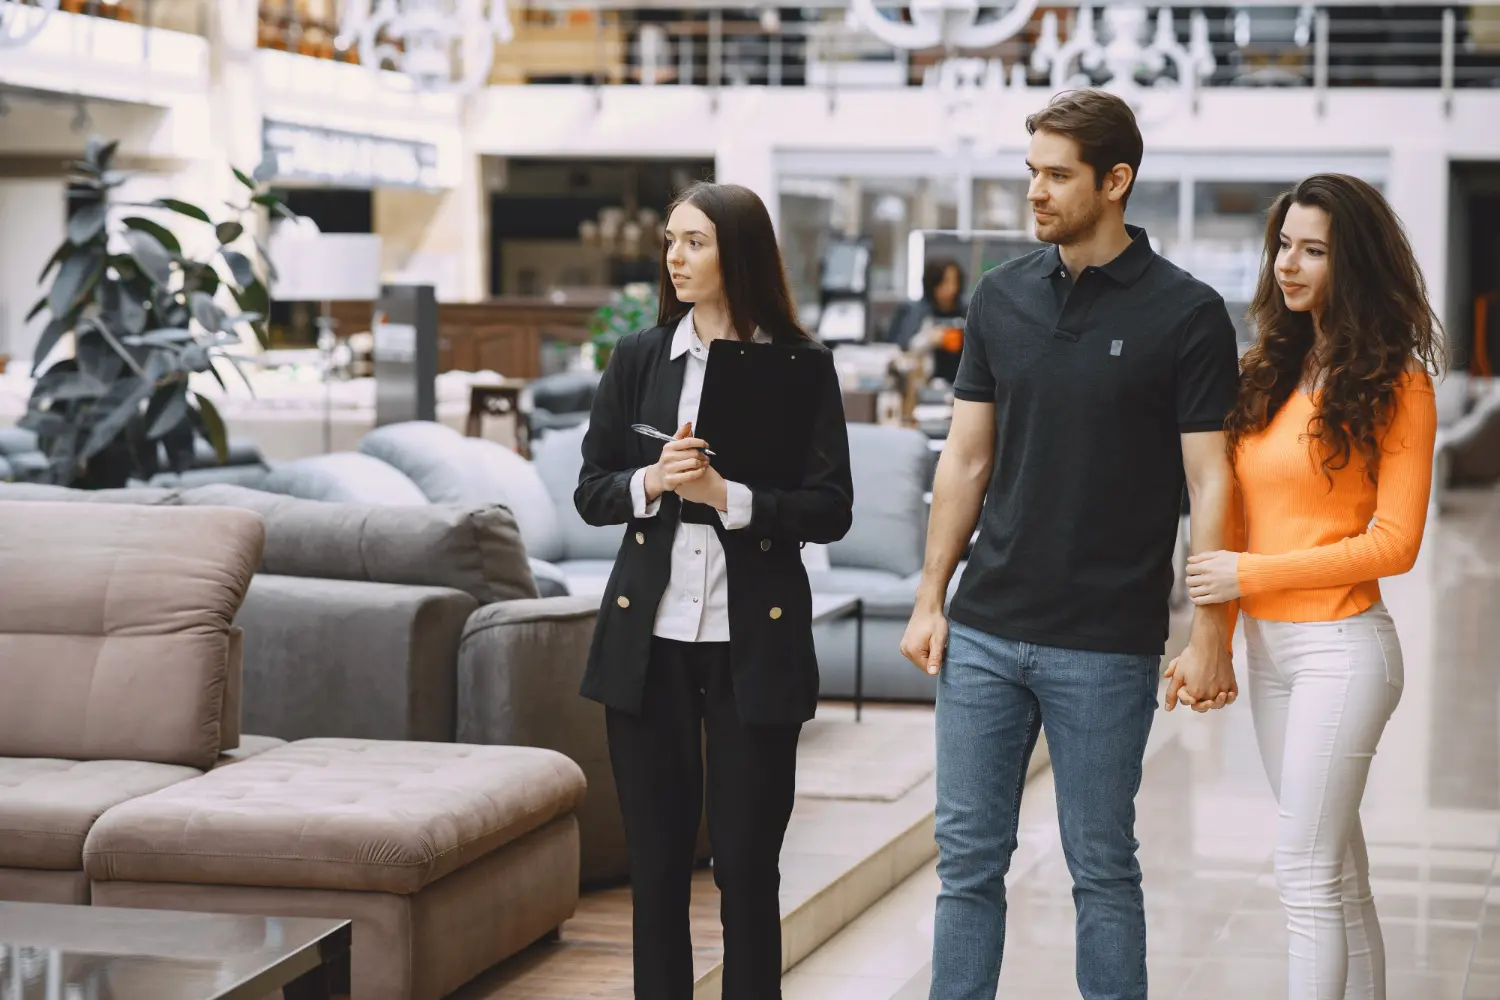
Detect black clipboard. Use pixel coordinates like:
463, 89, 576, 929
681, 339, 830, 523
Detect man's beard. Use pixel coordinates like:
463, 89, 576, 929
1037, 198, 1106, 247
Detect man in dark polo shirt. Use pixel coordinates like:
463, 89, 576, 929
900, 90, 1241, 1000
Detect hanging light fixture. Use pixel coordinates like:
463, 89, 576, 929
0, 0, 59, 50
338, 0, 514, 94
847, 0, 1040, 52
1031, 6, 1215, 117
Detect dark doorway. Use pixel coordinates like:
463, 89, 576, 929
1450, 163, 1500, 374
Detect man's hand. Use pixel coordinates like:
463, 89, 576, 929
1163, 639, 1237, 713
1186, 550, 1242, 606
900, 605, 948, 677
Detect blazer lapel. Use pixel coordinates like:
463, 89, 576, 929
642, 333, 686, 438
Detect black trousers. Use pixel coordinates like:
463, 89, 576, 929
606, 638, 802, 1000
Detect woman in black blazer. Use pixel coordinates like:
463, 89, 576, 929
575, 182, 853, 1000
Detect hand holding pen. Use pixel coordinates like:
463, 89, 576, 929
642, 422, 719, 502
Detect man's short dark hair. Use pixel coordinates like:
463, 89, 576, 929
1025, 89, 1143, 204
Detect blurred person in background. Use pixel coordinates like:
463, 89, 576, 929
886, 257, 968, 383
1186, 172, 1443, 1000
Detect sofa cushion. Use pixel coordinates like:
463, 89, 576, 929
531, 424, 625, 561
828, 424, 931, 577
179, 484, 539, 605
0, 482, 180, 504
0, 758, 200, 869
84, 738, 587, 896
263, 452, 430, 505
0, 502, 264, 770
359, 421, 564, 562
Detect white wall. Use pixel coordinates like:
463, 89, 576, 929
0, 180, 68, 369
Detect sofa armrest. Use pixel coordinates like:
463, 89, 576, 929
237, 574, 477, 744
455, 595, 628, 884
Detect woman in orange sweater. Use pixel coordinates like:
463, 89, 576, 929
1185, 173, 1442, 1000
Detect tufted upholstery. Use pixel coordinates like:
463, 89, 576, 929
0, 758, 200, 869
84, 738, 587, 895
0, 502, 265, 770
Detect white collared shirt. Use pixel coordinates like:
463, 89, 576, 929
628, 310, 761, 642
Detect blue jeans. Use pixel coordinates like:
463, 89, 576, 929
930, 621, 1161, 1000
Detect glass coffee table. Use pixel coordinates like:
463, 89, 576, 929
812, 593, 865, 722
0, 902, 350, 1000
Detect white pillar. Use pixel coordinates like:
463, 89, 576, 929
0, 179, 68, 372
1385, 144, 1450, 337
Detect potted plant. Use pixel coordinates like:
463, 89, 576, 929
588, 282, 658, 372
18, 138, 290, 489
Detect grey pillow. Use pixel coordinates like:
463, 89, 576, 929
827, 423, 931, 577
263, 452, 429, 506
178, 484, 538, 604
358, 421, 564, 562
531, 423, 625, 562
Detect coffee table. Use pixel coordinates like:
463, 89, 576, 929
0, 902, 350, 1000
812, 593, 865, 722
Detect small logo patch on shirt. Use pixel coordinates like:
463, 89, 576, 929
1110, 340, 1124, 356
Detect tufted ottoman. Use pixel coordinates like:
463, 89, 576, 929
82, 738, 586, 1000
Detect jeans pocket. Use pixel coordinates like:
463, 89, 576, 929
1374, 625, 1404, 690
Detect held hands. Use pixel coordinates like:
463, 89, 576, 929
644, 422, 727, 511
1163, 638, 1238, 713
1185, 550, 1242, 606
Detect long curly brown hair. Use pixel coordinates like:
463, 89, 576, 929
1225, 174, 1444, 483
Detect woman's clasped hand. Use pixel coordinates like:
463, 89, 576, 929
645, 421, 726, 509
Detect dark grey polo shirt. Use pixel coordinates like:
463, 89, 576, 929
949, 225, 1239, 655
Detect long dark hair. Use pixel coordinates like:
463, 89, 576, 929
656, 181, 811, 344
1226, 173, 1444, 482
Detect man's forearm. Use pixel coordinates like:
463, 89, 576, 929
916, 450, 990, 610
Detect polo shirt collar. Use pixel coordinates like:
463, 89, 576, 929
671, 308, 769, 359
1043, 225, 1155, 286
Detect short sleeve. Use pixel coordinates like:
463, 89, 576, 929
952, 279, 996, 403
1176, 297, 1240, 432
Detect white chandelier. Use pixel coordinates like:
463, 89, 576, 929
0, 0, 58, 49
1032, 6, 1215, 116
337, 0, 514, 94
847, 0, 1040, 52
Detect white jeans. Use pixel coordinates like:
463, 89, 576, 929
1245, 603, 1404, 1000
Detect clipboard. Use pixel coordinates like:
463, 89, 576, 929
681, 339, 831, 523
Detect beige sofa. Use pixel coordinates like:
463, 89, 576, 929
0, 500, 588, 1000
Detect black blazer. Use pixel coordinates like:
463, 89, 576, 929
574, 323, 854, 726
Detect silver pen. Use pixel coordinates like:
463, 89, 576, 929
631, 423, 716, 457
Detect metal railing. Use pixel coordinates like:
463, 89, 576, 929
485, 4, 1500, 92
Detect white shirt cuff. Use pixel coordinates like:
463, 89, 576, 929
630, 467, 662, 518
718, 481, 753, 530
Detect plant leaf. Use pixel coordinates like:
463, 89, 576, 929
67, 202, 108, 246
233, 278, 270, 320
38, 242, 73, 283
85, 137, 119, 171
118, 289, 148, 335
146, 381, 190, 440
123, 327, 194, 347
25, 295, 49, 323
193, 392, 230, 465
50, 372, 109, 401
252, 236, 279, 283
31, 316, 72, 376
252, 194, 297, 221
215, 221, 245, 245
194, 264, 220, 299
180, 343, 211, 372
123, 229, 172, 286
221, 249, 256, 288
81, 379, 153, 463
100, 170, 131, 188
48, 250, 104, 318
121, 216, 182, 255
189, 291, 224, 333
232, 166, 256, 190
152, 198, 212, 224
217, 351, 257, 396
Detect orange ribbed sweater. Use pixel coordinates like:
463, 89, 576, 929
1231, 371, 1437, 623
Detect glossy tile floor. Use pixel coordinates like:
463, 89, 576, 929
787, 485, 1500, 1000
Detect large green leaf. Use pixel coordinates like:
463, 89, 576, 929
215, 221, 244, 245
66, 202, 107, 245
251, 193, 296, 221
193, 392, 229, 465
81, 379, 153, 463
190, 291, 224, 333
194, 264, 220, 299
121, 216, 182, 255
48, 250, 104, 318
37, 242, 72, 283
123, 229, 172, 286
232, 166, 256, 191
152, 198, 212, 224
233, 278, 269, 320
221, 249, 256, 288
145, 381, 190, 440
25, 295, 49, 323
